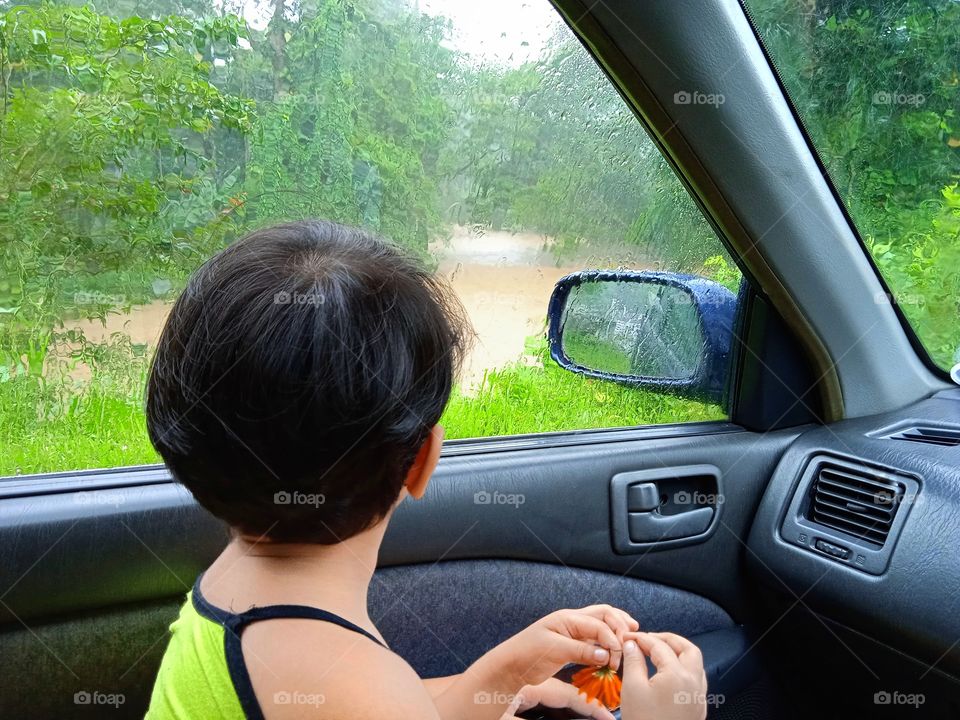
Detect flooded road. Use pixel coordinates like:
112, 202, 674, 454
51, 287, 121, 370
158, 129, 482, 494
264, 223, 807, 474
431, 227, 583, 387
66, 227, 589, 388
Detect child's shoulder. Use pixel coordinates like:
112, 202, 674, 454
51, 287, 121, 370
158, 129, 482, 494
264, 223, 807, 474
243, 617, 442, 720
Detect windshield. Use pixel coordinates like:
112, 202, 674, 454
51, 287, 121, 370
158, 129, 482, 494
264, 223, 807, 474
745, 0, 960, 373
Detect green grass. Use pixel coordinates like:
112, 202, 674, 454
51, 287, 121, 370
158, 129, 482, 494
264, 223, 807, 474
0, 343, 721, 477
0, 379, 157, 475
442, 361, 721, 439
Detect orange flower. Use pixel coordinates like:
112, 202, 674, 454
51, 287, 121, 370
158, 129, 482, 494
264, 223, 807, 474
571, 664, 622, 710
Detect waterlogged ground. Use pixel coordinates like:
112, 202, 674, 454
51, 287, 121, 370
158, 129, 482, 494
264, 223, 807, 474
4, 229, 722, 476
430, 227, 584, 387
66, 227, 590, 390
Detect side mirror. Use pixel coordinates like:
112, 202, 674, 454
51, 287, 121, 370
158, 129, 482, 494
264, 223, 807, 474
547, 271, 737, 403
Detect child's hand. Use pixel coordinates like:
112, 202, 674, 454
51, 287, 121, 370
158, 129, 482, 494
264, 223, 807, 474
620, 632, 708, 720
499, 678, 616, 720
485, 605, 638, 688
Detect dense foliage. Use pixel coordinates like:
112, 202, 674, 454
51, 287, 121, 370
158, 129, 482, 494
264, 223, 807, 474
748, 0, 960, 367
0, 0, 720, 337
1, 4, 251, 366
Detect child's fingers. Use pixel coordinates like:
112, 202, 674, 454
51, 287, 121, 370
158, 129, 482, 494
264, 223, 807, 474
632, 632, 682, 673
526, 678, 617, 720
602, 607, 640, 649
620, 636, 649, 683
496, 690, 526, 720
575, 605, 638, 665
549, 634, 614, 668
647, 632, 704, 673
597, 605, 639, 634
579, 605, 640, 636
555, 613, 622, 666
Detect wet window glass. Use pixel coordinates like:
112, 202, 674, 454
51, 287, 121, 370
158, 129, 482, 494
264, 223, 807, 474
745, 0, 960, 374
0, 0, 739, 476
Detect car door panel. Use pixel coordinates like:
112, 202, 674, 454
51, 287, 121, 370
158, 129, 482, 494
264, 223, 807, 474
0, 424, 797, 718
0, 598, 177, 719
370, 561, 763, 704
0, 481, 227, 625
383, 426, 800, 618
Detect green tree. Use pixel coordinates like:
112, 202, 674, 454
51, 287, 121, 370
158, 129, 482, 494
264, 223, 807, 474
0, 3, 251, 361
241, 0, 455, 253
439, 33, 723, 269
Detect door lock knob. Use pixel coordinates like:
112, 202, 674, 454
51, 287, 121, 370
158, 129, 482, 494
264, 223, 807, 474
627, 482, 661, 512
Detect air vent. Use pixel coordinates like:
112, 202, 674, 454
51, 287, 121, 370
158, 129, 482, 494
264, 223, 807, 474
808, 464, 905, 547
887, 426, 960, 447
782, 455, 919, 574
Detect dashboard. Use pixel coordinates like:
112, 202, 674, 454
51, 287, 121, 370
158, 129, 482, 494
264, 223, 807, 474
748, 388, 960, 679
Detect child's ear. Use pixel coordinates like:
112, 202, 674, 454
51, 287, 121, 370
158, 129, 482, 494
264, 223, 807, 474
404, 425, 444, 500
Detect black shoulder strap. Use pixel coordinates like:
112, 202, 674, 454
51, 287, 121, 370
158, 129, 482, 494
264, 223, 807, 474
234, 604, 385, 647
191, 577, 386, 720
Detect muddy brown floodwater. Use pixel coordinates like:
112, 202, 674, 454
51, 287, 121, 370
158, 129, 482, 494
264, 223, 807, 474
65, 227, 587, 389
430, 227, 583, 388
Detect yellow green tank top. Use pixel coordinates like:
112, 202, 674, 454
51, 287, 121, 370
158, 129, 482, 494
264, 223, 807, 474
146, 574, 385, 719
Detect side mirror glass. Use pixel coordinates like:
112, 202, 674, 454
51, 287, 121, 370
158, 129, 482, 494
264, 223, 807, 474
547, 271, 738, 403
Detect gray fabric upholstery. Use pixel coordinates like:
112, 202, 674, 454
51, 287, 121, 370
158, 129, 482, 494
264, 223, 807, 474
369, 559, 734, 678
0, 597, 177, 719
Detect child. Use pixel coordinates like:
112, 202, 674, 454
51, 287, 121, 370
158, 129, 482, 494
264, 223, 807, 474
145, 220, 708, 720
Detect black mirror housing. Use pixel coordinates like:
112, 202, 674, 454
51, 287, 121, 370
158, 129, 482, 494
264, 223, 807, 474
546, 270, 737, 403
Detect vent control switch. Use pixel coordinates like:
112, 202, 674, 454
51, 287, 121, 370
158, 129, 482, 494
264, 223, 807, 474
814, 539, 851, 560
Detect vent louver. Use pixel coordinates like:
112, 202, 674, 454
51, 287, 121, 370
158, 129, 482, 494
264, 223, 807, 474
887, 426, 960, 447
809, 464, 905, 547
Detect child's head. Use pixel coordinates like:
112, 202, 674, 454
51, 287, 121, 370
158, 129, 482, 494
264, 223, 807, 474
146, 220, 467, 544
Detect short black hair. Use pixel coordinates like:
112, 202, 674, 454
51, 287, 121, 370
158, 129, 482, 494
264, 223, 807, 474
146, 220, 467, 544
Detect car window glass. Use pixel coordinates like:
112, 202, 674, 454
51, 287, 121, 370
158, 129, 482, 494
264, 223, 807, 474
745, 0, 960, 374
0, 0, 740, 476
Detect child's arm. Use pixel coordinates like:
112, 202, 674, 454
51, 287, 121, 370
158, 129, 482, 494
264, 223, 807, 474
422, 675, 459, 697
424, 604, 637, 720
249, 622, 445, 720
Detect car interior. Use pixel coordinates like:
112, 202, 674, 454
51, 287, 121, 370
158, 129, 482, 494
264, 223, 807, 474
1, 0, 959, 718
